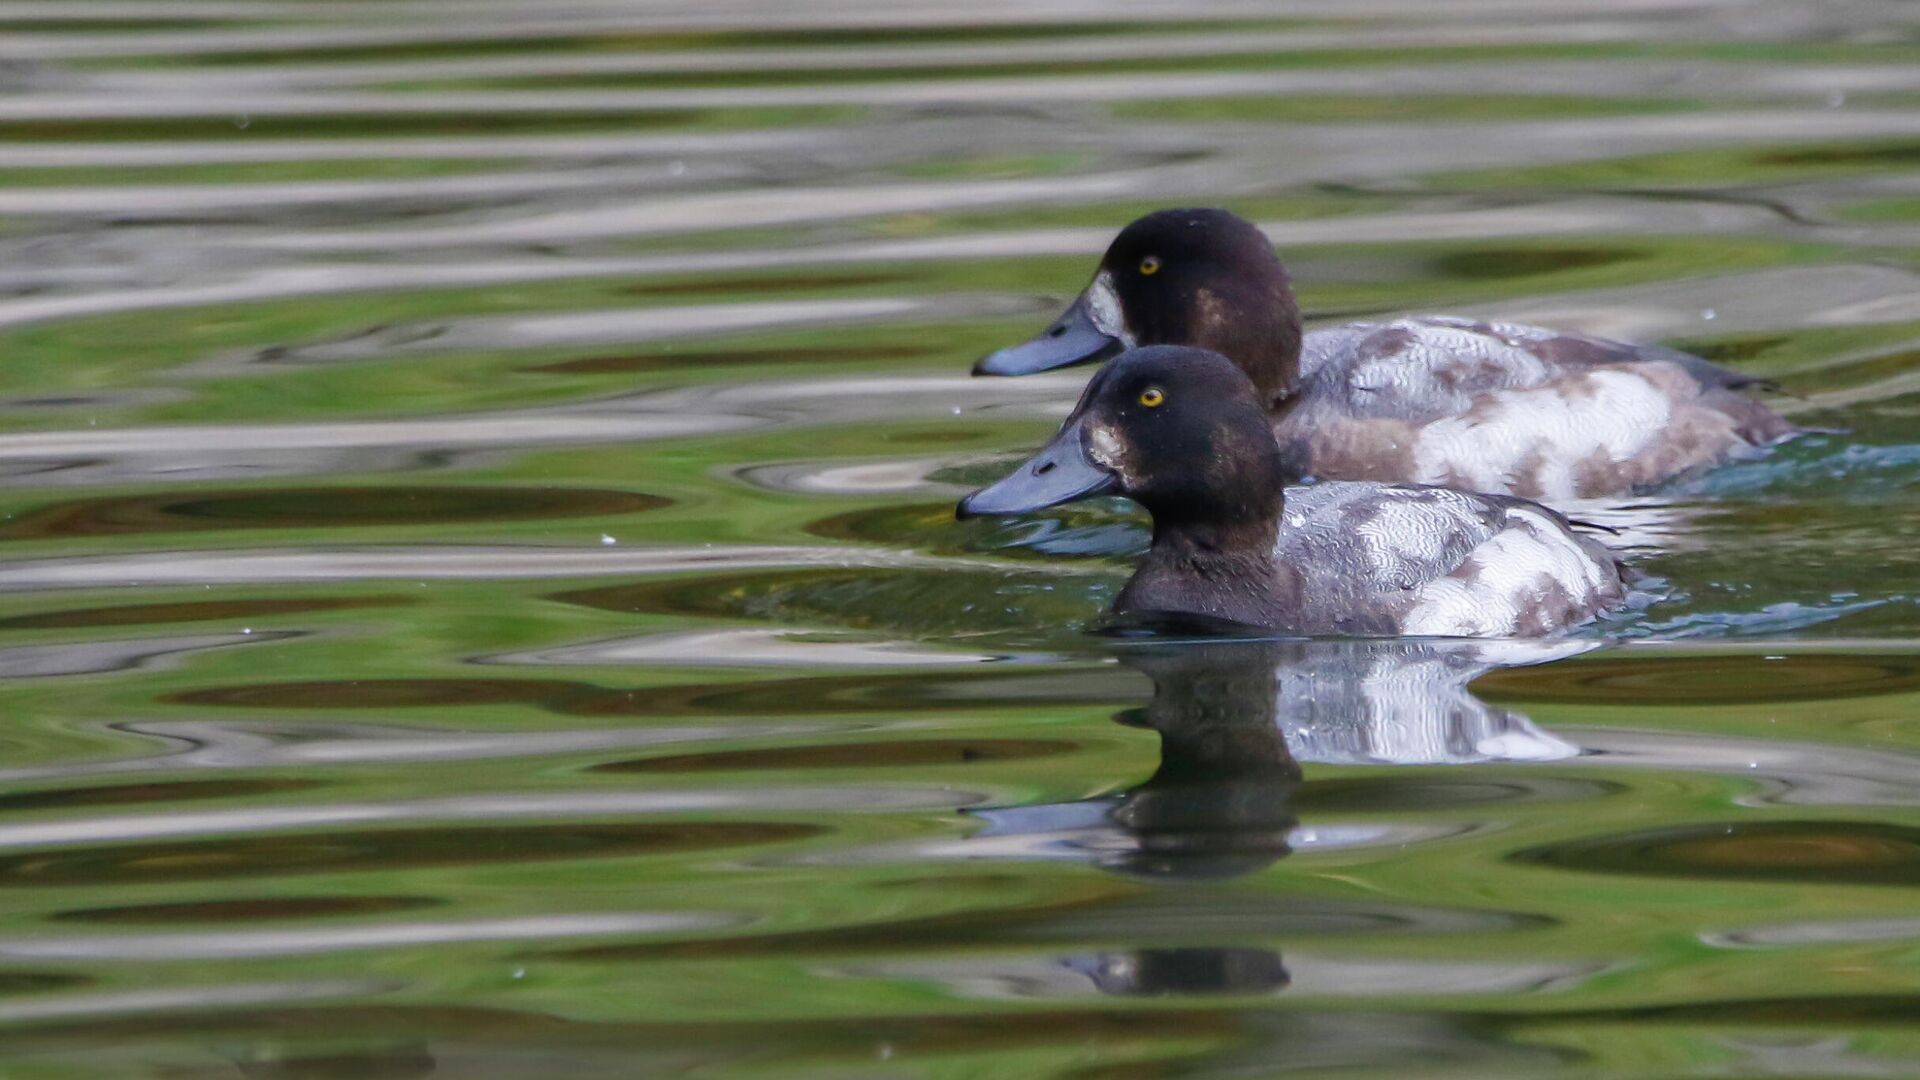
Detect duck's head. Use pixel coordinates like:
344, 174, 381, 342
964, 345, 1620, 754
974, 209, 1302, 408
958, 345, 1286, 523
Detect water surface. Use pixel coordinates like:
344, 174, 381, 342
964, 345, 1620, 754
3, 1, 1920, 1076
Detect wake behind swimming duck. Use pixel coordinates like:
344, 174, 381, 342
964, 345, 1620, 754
958, 345, 1627, 637
977, 209, 1795, 501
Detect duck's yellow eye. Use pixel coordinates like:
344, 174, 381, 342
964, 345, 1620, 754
1139, 255, 1161, 276
1138, 387, 1166, 408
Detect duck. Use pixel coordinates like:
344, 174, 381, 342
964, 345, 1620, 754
956, 345, 1628, 637
975, 208, 1795, 502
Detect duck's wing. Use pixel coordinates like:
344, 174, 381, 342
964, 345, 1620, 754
1299, 315, 1775, 415
1287, 316, 1794, 499
1278, 482, 1627, 637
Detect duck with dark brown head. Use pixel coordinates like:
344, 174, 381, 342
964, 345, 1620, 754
977, 209, 1794, 502
960, 345, 1627, 637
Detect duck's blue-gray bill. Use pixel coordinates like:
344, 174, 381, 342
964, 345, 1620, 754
957, 421, 1117, 518
973, 293, 1121, 376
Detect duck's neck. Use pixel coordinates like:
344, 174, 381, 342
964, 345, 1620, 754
1117, 511, 1294, 629
1188, 266, 1303, 412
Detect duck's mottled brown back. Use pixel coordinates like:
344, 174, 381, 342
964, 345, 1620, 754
1281, 316, 1794, 500
1273, 481, 1627, 636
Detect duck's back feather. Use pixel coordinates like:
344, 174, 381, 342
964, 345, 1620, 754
1283, 316, 1794, 500
1276, 481, 1625, 636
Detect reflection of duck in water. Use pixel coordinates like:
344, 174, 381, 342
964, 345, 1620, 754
974, 638, 1588, 879
968, 640, 1304, 882
971, 639, 1587, 996
1265, 638, 1588, 766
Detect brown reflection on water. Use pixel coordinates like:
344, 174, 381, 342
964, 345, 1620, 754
1517, 821, 1920, 885
0, 778, 320, 813
545, 887, 1133, 963
584, 669, 1124, 718
1513, 993, 1920, 1029
0, 822, 824, 887
595, 738, 1082, 773
0, 595, 412, 630
54, 895, 441, 925
1758, 139, 1920, 169
165, 678, 601, 712
167, 668, 1125, 718
1472, 652, 1920, 706
804, 501, 967, 545
0, 973, 89, 996
0, 486, 669, 540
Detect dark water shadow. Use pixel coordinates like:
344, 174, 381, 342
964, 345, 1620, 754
1516, 820, 1920, 886
165, 666, 1129, 719
0, 486, 669, 540
0, 777, 320, 813
0, 972, 88, 995
594, 738, 1081, 773
0, 822, 823, 888
0, 595, 414, 630
53, 895, 441, 925
1473, 650, 1920, 706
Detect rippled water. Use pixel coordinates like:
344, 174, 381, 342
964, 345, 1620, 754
4, 1, 1920, 1075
